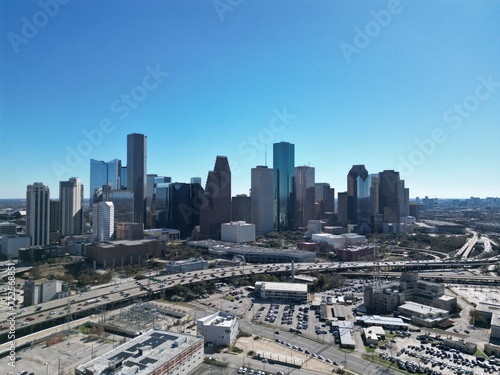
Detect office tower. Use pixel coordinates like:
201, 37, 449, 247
199, 156, 232, 240
294, 166, 315, 228
127, 133, 147, 224
232, 194, 251, 223
378, 170, 402, 223
370, 174, 379, 215
89, 159, 121, 200
190, 177, 202, 185
337, 191, 348, 227
273, 142, 295, 231
347, 165, 372, 234
100, 189, 134, 224
92, 201, 114, 241
26, 183, 50, 246
59, 177, 84, 236
251, 166, 274, 235
121, 166, 128, 189
153, 177, 171, 228
169, 182, 205, 238
146, 175, 172, 229
315, 183, 335, 220
49, 200, 60, 233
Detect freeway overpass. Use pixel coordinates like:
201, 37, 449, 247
2, 256, 499, 344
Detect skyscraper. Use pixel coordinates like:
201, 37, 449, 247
378, 170, 402, 223
347, 165, 370, 225
59, 177, 84, 236
315, 183, 335, 220
232, 194, 251, 223
127, 133, 147, 225
26, 183, 50, 246
168, 182, 205, 238
294, 166, 315, 228
200, 156, 231, 240
273, 142, 295, 231
89, 158, 121, 200
251, 166, 273, 235
92, 201, 114, 241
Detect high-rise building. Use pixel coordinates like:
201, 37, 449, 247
92, 201, 114, 241
378, 170, 402, 223
200, 156, 231, 240
315, 183, 335, 220
294, 166, 315, 229
26, 182, 50, 246
49, 200, 60, 233
337, 191, 348, 227
347, 165, 372, 234
169, 182, 205, 239
95, 187, 134, 224
120, 166, 127, 189
232, 194, 251, 223
127, 133, 147, 225
59, 177, 84, 236
146, 175, 172, 229
273, 142, 295, 231
89, 159, 121, 200
190, 177, 202, 185
251, 166, 273, 235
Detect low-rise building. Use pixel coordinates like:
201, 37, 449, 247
356, 315, 408, 330
0, 235, 30, 258
85, 239, 165, 268
221, 221, 256, 243
476, 302, 500, 328
18, 244, 65, 263
165, 257, 208, 274
397, 301, 449, 328
196, 311, 238, 347
255, 281, 308, 304
363, 326, 386, 345
75, 329, 204, 375
23, 278, 69, 306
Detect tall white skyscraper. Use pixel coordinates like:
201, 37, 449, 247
59, 177, 84, 236
251, 166, 273, 234
26, 182, 50, 246
92, 201, 114, 241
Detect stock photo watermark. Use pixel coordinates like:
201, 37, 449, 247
213, 0, 243, 21
51, 64, 169, 179
6, 263, 17, 367
398, 74, 499, 178
340, 0, 405, 64
7, 0, 71, 54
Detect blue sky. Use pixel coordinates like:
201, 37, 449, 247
1, 0, 499, 199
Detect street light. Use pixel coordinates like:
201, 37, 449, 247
45, 363, 48, 375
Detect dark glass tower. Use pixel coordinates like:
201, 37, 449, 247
168, 182, 205, 238
378, 170, 402, 223
127, 133, 147, 225
273, 142, 295, 231
347, 165, 370, 223
200, 156, 232, 239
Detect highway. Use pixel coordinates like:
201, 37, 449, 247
2, 255, 499, 345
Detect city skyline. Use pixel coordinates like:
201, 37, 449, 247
1, 1, 499, 199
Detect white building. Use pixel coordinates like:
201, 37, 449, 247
311, 233, 345, 249
255, 281, 308, 303
75, 329, 204, 375
23, 278, 69, 306
165, 257, 208, 274
221, 221, 256, 243
0, 235, 30, 258
397, 301, 449, 328
60, 177, 84, 236
92, 201, 115, 241
196, 311, 238, 347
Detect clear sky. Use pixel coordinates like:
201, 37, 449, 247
1, 0, 499, 199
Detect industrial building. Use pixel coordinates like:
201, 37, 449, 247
75, 329, 204, 375
255, 281, 308, 304
23, 278, 70, 306
196, 311, 238, 347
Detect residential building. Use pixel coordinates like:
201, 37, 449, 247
59, 177, 84, 236
26, 182, 50, 246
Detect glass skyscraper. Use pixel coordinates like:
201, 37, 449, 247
90, 159, 122, 200
273, 142, 295, 231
